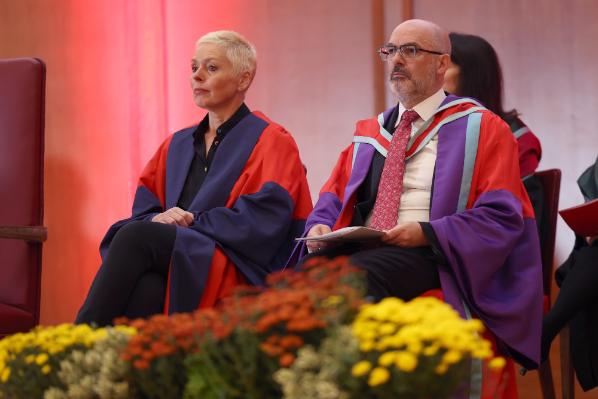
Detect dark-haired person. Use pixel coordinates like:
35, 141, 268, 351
76, 31, 312, 326
443, 32, 546, 248
444, 32, 541, 178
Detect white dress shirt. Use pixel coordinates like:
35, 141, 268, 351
366, 88, 446, 226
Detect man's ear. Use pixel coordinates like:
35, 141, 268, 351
437, 54, 450, 75
238, 71, 253, 92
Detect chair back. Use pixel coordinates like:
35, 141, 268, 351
0, 57, 46, 336
534, 169, 562, 298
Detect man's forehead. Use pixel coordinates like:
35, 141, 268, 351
389, 25, 436, 47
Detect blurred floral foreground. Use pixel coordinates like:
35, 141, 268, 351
0, 257, 506, 399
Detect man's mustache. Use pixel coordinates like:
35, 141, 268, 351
390, 67, 411, 80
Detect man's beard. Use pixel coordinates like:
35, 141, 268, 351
390, 66, 435, 107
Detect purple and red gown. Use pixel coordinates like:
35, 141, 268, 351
508, 116, 542, 178
100, 111, 312, 313
291, 95, 543, 398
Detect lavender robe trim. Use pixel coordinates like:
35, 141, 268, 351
457, 112, 482, 213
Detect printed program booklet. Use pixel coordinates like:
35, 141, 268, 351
295, 226, 384, 243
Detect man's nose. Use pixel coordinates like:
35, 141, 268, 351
389, 51, 405, 64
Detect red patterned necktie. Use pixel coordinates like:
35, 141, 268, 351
369, 109, 420, 230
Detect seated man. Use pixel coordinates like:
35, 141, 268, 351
293, 19, 542, 370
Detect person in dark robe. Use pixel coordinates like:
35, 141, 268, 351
289, 19, 543, 386
76, 30, 312, 326
542, 157, 598, 391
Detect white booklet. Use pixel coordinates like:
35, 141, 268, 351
295, 226, 384, 243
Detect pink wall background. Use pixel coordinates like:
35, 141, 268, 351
0, 0, 596, 325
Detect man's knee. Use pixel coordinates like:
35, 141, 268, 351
348, 246, 440, 300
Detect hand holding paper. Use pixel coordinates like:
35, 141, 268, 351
297, 226, 384, 243
305, 224, 332, 252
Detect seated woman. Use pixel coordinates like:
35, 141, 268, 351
443, 32, 542, 177
76, 31, 312, 326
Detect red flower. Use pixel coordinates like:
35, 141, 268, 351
279, 352, 295, 367
133, 359, 150, 370
278, 335, 304, 349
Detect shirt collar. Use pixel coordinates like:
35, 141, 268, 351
396, 88, 446, 127
194, 103, 251, 140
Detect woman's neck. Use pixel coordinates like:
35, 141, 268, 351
207, 97, 244, 134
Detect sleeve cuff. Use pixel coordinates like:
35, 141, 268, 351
419, 222, 447, 265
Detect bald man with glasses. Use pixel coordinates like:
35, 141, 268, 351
292, 19, 543, 372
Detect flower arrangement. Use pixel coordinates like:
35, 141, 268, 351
44, 327, 136, 399
0, 324, 134, 399
347, 296, 504, 398
0, 256, 507, 399
274, 325, 359, 399
275, 296, 506, 399
119, 256, 366, 399
116, 311, 214, 399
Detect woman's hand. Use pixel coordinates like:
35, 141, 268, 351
381, 222, 429, 247
151, 207, 194, 226
306, 224, 332, 253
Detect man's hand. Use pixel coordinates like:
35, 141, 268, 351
151, 207, 194, 227
305, 224, 332, 253
381, 222, 428, 247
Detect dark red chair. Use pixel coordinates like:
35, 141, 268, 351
0, 58, 47, 337
533, 169, 562, 399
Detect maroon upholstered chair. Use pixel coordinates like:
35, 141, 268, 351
0, 58, 47, 337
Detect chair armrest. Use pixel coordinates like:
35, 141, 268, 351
0, 226, 47, 242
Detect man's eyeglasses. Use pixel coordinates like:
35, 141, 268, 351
378, 44, 444, 60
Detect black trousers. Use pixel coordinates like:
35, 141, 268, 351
542, 240, 598, 360
75, 221, 176, 326
303, 243, 441, 301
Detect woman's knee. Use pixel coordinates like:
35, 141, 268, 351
112, 221, 175, 248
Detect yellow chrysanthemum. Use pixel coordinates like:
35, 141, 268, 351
0, 367, 10, 383
472, 348, 493, 359
351, 360, 372, 377
378, 351, 397, 367
35, 353, 49, 365
489, 357, 506, 370
322, 295, 343, 307
359, 340, 375, 352
423, 344, 439, 356
395, 351, 418, 372
41, 364, 51, 374
406, 340, 423, 355
435, 363, 449, 375
368, 367, 390, 387
378, 322, 396, 336
442, 350, 462, 365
